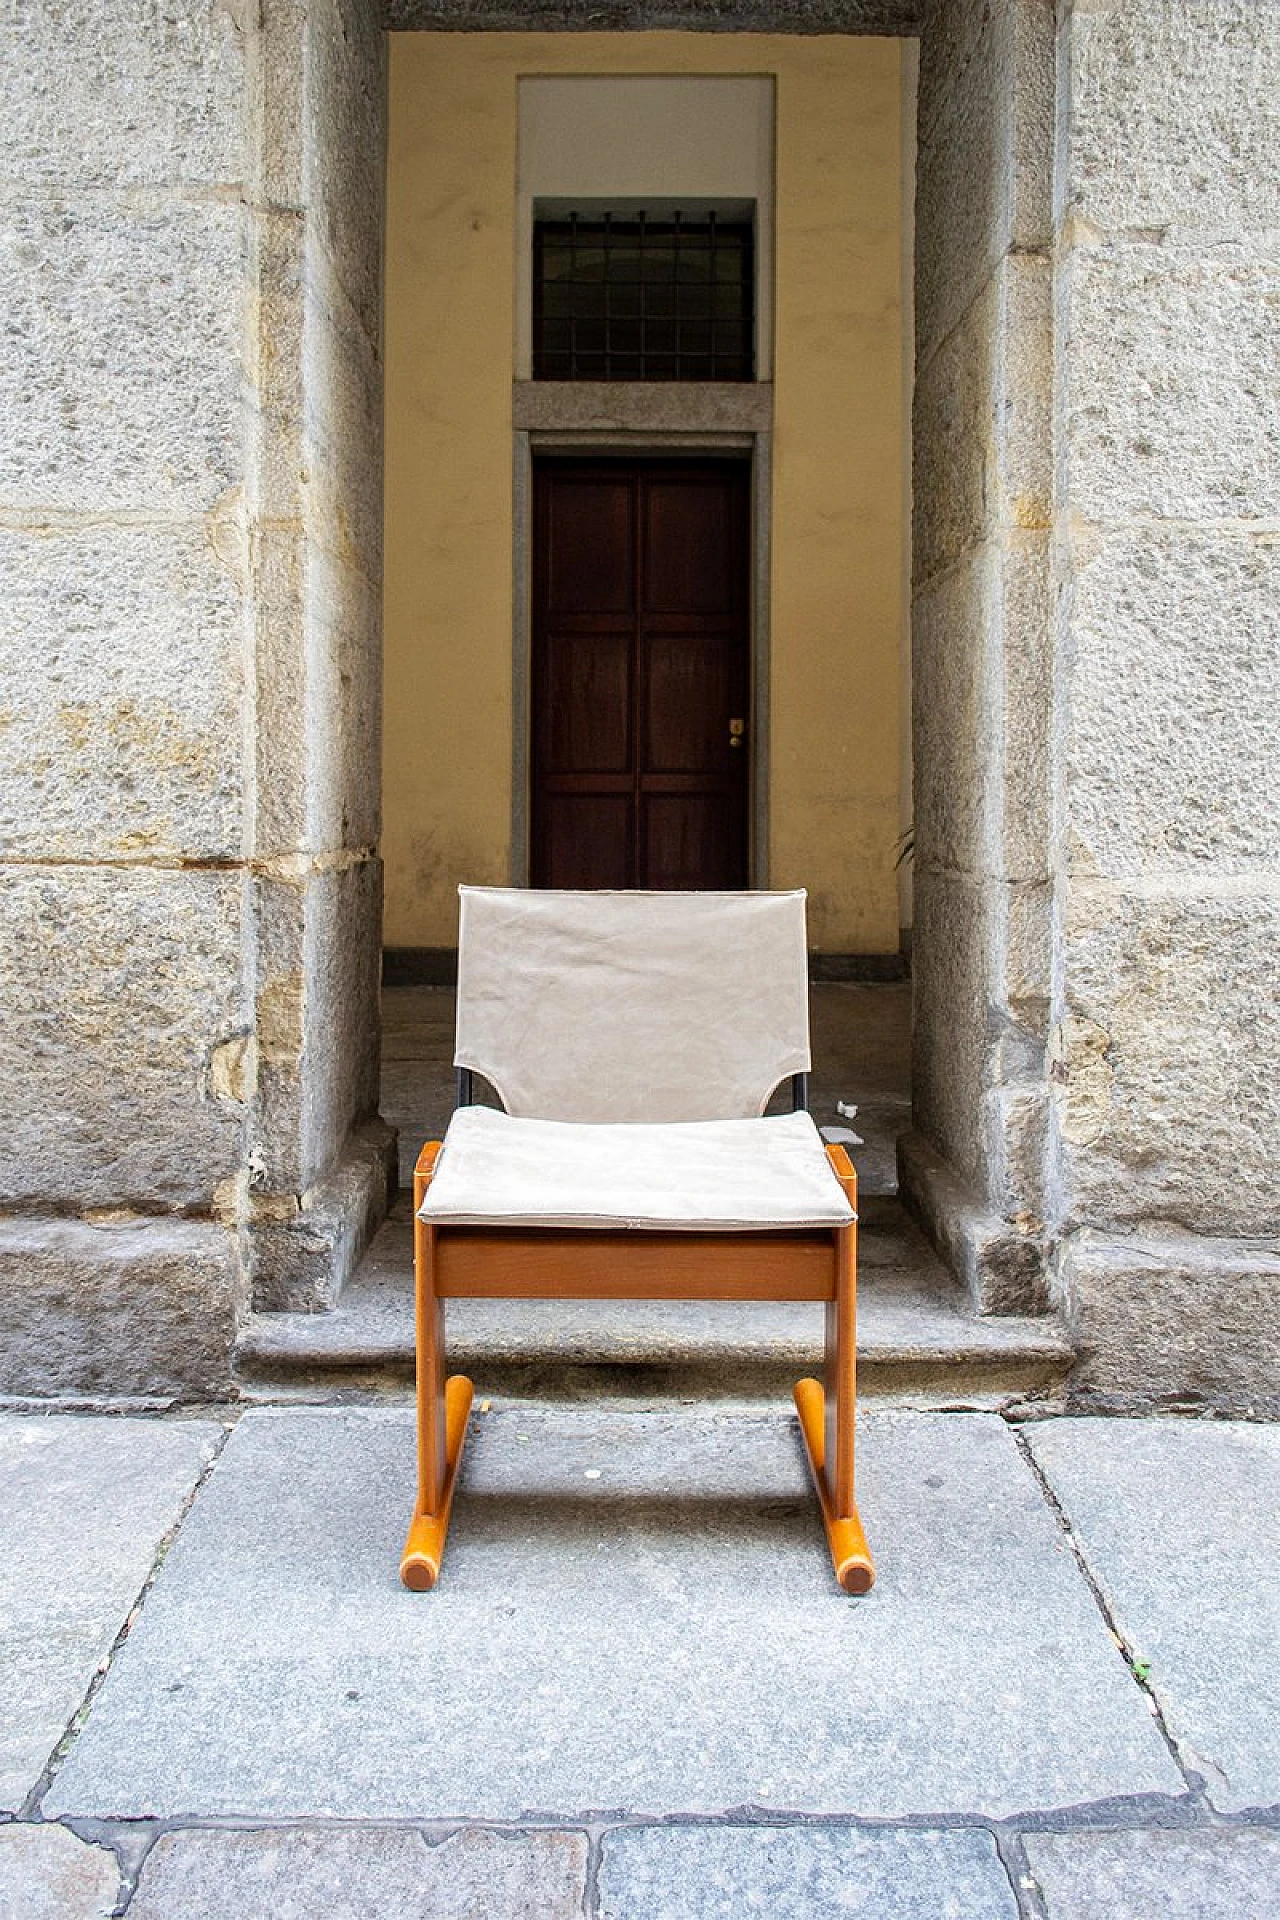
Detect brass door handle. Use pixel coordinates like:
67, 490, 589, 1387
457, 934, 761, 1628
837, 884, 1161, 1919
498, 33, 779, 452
729, 717, 746, 749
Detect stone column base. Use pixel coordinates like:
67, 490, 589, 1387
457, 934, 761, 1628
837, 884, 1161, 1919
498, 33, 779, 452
897, 1131, 1050, 1316
1059, 1228, 1280, 1417
247, 1118, 397, 1313
0, 1216, 241, 1405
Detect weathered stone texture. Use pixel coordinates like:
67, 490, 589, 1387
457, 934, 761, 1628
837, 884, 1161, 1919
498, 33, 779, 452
305, 283, 384, 593
386, 0, 920, 27
1055, 893, 1280, 1237
0, 0, 246, 190
0, 199, 245, 515
0, 1413, 221, 1807
0, 526, 245, 861
912, 276, 997, 583
1059, 1229, 1280, 1416
301, 861, 383, 1175
1067, 1, 1280, 241
307, 0, 387, 349
0, 1824, 121, 1919
911, 870, 990, 1192
130, 1826, 589, 1920
0, 1219, 240, 1399
1063, 242, 1280, 525
911, 551, 994, 873
0, 868, 248, 1212
1027, 1417, 1280, 1809
307, 548, 383, 852
915, 0, 1054, 367
1024, 1829, 1280, 1919
1068, 531, 1280, 878
598, 1826, 1018, 1920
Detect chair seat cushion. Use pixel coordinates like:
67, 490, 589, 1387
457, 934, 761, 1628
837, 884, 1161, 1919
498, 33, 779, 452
418, 1106, 856, 1231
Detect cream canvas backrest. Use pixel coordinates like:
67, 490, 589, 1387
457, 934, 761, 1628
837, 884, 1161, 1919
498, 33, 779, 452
454, 887, 812, 1123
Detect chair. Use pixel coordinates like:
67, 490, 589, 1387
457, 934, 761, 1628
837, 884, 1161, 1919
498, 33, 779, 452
399, 886, 874, 1594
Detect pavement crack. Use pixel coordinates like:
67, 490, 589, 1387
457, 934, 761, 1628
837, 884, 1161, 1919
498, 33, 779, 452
1009, 1425, 1209, 1809
20, 1424, 234, 1821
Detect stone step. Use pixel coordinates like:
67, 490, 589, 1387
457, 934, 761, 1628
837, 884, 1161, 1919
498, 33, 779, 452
235, 1195, 1074, 1408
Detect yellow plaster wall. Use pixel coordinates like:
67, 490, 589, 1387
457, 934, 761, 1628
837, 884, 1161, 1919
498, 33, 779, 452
383, 33, 907, 953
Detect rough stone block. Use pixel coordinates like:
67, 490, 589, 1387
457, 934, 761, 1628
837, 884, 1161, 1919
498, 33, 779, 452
1063, 241, 1280, 524
305, 0, 386, 350
1025, 1828, 1280, 1920
0, 0, 245, 191
998, 530, 1053, 882
899, 1128, 1049, 1315
1026, 1417, 1280, 1810
129, 1826, 588, 1920
0, 1218, 240, 1401
45, 1406, 1180, 1820
300, 860, 383, 1180
0, 525, 245, 861
910, 870, 991, 1190
0, 1413, 221, 1809
0, 199, 244, 515
915, 0, 1054, 366
598, 1826, 1018, 1920
912, 274, 998, 583
1058, 1228, 1280, 1417
304, 266, 384, 587
1055, 892, 1280, 1236
1067, 530, 1280, 877
249, 861, 383, 1198
1067, 1, 1280, 242
912, 549, 995, 875
0, 1824, 121, 1919
249, 1116, 396, 1311
250, 530, 310, 861
306, 548, 383, 854
0, 867, 249, 1212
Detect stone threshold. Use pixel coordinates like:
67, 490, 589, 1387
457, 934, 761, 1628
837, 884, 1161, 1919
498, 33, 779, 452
234, 1194, 1074, 1407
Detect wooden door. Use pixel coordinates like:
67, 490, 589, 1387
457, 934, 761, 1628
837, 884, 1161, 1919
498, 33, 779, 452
531, 459, 750, 890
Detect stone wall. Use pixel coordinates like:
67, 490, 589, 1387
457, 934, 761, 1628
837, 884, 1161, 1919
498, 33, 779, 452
245, 0, 392, 1312
1051, 0, 1280, 1410
0, 0, 390, 1397
903, 0, 1058, 1313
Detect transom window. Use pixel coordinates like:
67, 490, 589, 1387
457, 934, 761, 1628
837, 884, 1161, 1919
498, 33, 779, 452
533, 210, 755, 383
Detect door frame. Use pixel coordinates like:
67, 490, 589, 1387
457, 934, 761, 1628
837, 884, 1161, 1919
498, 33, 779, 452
511, 396, 773, 888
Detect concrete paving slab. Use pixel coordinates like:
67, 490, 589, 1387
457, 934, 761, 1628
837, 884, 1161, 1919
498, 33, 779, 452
0, 1413, 221, 1811
1023, 1828, 1280, 1920
597, 1825, 1019, 1919
0, 1822, 121, 1919
127, 1826, 589, 1920
47, 1407, 1178, 1822
1025, 1418, 1280, 1812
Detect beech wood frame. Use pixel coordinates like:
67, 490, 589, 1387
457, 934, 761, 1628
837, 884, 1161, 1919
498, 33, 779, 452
400, 1136, 874, 1593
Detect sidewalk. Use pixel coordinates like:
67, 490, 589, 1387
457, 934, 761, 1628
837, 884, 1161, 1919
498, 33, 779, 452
2, 1402, 1278, 1917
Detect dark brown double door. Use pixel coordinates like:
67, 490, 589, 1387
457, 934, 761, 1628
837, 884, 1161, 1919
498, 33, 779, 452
531, 458, 750, 890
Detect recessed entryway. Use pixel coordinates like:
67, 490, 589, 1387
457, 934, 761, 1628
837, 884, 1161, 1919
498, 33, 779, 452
531, 455, 751, 890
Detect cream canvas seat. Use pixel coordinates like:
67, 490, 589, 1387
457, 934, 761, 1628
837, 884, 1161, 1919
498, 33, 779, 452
400, 886, 874, 1593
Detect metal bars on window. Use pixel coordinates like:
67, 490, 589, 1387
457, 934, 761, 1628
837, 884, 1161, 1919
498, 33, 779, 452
533, 211, 755, 383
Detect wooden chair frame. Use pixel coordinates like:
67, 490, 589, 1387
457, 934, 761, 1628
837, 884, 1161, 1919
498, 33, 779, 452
400, 1134, 874, 1594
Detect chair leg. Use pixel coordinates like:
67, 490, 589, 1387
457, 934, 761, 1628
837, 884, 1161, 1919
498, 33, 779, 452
401, 1172, 473, 1591
795, 1210, 874, 1595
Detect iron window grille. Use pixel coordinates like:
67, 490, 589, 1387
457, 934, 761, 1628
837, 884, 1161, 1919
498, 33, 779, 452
533, 211, 755, 383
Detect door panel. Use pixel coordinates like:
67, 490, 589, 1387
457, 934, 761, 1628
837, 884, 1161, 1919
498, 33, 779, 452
543, 793, 632, 889
532, 459, 749, 891
642, 792, 736, 893
642, 476, 737, 614
544, 631, 632, 773
544, 479, 633, 614
643, 631, 736, 774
